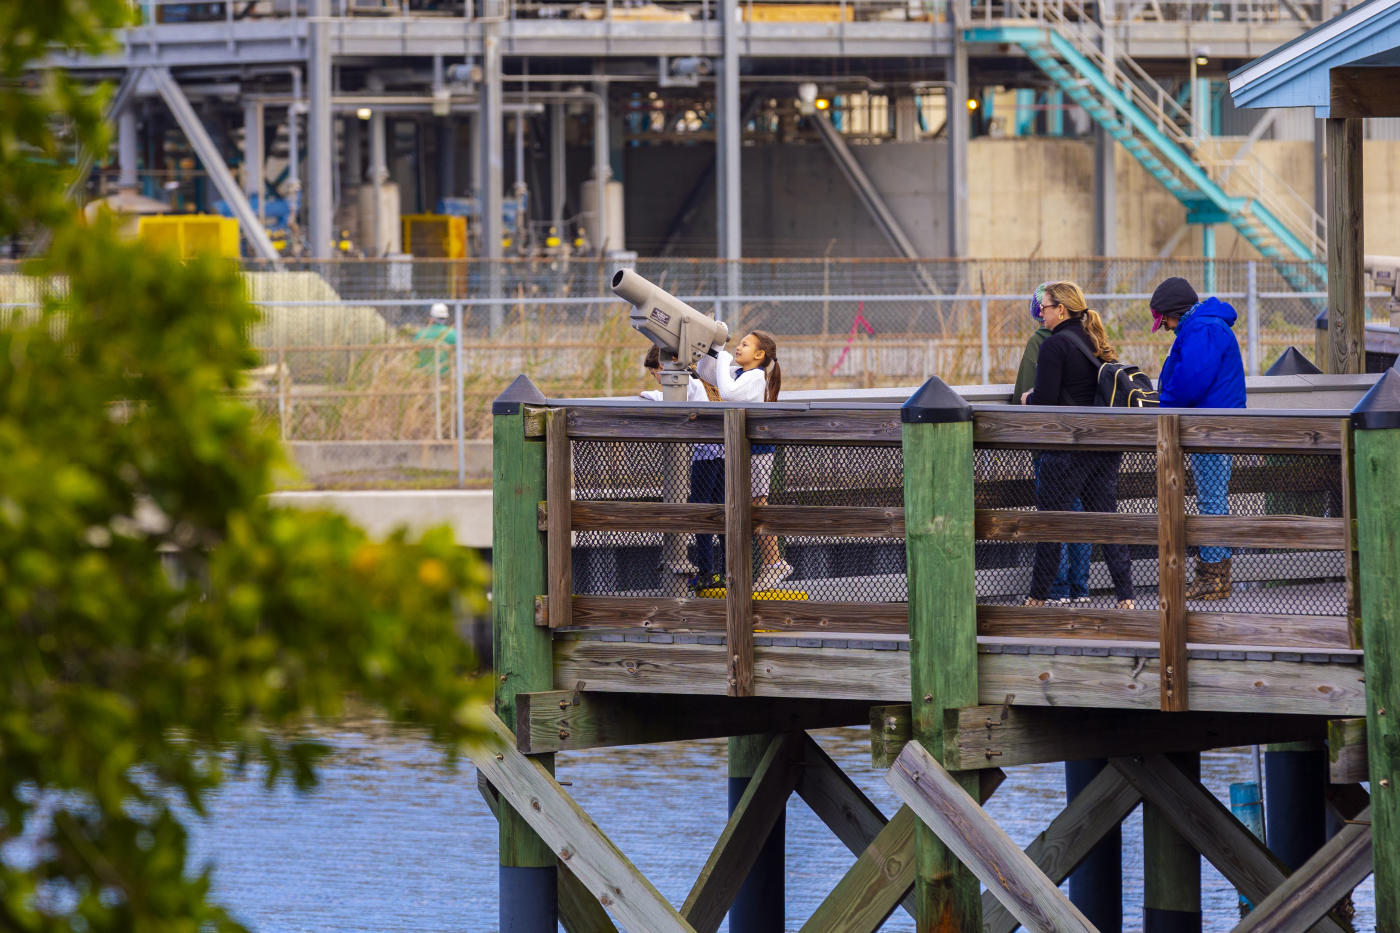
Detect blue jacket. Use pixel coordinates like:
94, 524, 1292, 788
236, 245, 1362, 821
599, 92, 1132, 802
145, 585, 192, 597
1158, 297, 1246, 409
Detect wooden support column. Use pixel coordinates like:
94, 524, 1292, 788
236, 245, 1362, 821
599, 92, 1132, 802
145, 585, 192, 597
1326, 116, 1363, 375
1142, 752, 1201, 933
725, 734, 785, 933
1350, 370, 1400, 928
1065, 759, 1121, 933
546, 408, 573, 630
492, 376, 558, 932
1157, 413, 1189, 711
900, 377, 981, 933
724, 408, 754, 697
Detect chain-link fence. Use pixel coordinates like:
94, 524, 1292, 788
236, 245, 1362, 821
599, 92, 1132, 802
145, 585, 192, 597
3, 256, 1387, 487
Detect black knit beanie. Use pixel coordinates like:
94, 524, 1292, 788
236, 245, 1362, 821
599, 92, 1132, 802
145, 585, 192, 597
1150, 277, 1199, 316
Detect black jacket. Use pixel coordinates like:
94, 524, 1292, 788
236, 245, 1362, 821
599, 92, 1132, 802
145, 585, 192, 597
1028, 317, 1098, 407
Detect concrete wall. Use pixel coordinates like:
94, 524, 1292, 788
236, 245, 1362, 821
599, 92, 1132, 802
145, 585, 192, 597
623, 137, 1400, 259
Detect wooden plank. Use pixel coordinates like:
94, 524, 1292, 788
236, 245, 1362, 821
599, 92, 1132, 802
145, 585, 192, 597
978, 650, 1366, 717
754, 504, 905, 538
1327, 717, 1369, 785
566, 406, 724, 441
514, 690, 872, 754
886, 741, 1098, 933
553, 638, 913, 702
1159, 413, 1189, 712
724, 408, 754, 697
563, 501, 725, 534
977, 604, 1160, 640
982, 766, 1142, 933
557, 596, 909, 635
1183, 514, 1347, 550
1233, 807, 1373, 933
1110, 753, 1351, 933
977, 605, 1351, 650
1177, 415, 1344, 452
547, 409, 574, 630
1331, 65, 1400, 118
469, 710, 697, 933
681, 733, 805, 933
1340, 425, 1362, 648
975, 509, 1152, 545
476, 772, 621, 933
749, 408, 902, 445
973, 409, 1159, 449
797, 807, 916, 933
945, 706, 1326, 771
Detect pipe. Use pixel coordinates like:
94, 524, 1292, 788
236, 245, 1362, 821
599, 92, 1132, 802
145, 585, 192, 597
368, 76, 388, 258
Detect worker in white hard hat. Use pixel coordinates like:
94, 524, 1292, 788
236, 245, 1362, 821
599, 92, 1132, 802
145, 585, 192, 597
413, 301, 457, 376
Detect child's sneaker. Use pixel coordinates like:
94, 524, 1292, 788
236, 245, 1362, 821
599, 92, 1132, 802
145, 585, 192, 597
755, 561, 793, 591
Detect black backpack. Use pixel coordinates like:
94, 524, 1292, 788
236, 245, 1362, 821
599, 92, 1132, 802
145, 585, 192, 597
1070, 336, 1160, 408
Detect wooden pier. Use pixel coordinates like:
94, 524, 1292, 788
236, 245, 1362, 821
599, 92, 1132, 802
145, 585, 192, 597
474, 371, 1398, 933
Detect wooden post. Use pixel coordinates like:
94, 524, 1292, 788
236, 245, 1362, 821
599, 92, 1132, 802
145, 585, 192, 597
724, 408, 754, 697
1157, 413, 1188, 712
1065, 760, 1121, 933
727, 734, 784, 933
492, 375, 558, 932
545, 408, 573, 630
1263, 742, 1326, 873
1348, 369, 1400, 929
900, 376, 981, 933
1142, 752, 1201, 933
1326, 116, 1363, 376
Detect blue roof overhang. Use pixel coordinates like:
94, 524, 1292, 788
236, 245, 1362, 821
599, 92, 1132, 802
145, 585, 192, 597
1229, 0, 1400, 116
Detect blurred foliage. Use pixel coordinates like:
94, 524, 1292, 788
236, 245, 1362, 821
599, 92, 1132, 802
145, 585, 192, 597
0, 4, 492, 931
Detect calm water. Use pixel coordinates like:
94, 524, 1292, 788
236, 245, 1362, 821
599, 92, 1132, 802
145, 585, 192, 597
184, 723, 1374, 933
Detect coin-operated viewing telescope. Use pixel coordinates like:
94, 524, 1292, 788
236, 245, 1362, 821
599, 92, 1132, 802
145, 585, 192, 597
612, 269, 729, 400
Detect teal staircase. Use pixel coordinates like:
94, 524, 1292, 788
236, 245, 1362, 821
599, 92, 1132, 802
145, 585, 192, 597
966, 18, 1328, 293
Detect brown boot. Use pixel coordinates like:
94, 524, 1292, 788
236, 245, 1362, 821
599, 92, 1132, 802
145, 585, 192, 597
1185, 557, 1232, 600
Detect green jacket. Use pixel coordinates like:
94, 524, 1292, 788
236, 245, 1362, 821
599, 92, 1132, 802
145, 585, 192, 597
1012, 326, 1053, 402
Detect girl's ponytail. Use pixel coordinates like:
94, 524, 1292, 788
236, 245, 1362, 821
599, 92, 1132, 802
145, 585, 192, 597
751, 330, 781, 401
1081, 308, 1119, 363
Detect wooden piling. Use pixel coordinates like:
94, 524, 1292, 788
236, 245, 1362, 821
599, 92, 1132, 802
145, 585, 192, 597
492, 376, 558, 932
1350, 369, 1400, 928
1263, 742, 1326, 871
901, 377, 981, 933
1065, 759, 1121, 933
1142, 752, 1201, 933
726, 734, 785, 933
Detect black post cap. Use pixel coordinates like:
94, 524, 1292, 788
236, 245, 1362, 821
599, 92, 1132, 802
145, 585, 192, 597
1350, 366, 1400, 430
901, 375, 973, 424
492, 374, 547, 415
1315, 308, 1329, 330
1264, 346, 1323, 376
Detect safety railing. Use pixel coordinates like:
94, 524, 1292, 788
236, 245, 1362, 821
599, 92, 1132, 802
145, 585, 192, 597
530, 398, 1356, 707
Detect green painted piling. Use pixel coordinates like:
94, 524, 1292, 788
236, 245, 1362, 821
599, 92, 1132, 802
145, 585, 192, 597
1352, 371, 1400, 930
901, 378, 981, 933
492, 377, 557, 931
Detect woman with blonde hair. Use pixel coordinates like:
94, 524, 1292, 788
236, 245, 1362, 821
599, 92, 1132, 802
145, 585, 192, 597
1020, 281, 1135, 609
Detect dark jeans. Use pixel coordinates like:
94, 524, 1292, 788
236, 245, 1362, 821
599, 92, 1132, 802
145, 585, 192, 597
690, 456, 725, 578
1029, 450, 1134, 602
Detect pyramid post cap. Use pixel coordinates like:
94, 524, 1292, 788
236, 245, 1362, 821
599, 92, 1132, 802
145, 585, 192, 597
901, 375, 973, 424
1264, 346, 1323, 376
1315, 308, 1329, 329
492, 374, 547, 415
1350, 367, 1400, 430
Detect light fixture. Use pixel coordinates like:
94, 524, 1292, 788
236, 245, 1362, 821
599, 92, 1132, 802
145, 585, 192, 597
814, 98, 830, 111
966, 98, 980, 111
1194, 54, 1209, 66
356, 107, 373, 120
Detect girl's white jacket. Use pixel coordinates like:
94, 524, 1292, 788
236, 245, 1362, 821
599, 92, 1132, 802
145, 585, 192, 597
638, 350, 766, 403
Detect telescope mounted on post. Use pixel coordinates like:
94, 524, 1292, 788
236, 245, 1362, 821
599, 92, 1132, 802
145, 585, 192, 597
612, 269, 729, 401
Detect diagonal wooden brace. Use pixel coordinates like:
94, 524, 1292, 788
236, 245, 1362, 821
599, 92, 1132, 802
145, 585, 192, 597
470, 710, 697, 933
1232, 807, 1372, 933
886, 741, 1100, 933
681, 731, 806, 933
1111, 753, 1350, 933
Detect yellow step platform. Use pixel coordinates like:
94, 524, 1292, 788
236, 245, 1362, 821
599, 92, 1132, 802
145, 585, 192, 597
697, 587, 809, 600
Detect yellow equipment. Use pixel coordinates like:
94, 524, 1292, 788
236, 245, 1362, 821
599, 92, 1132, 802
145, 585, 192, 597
402, 214, 468, 259
136, 214, 240, 259
743, 4, 852, 21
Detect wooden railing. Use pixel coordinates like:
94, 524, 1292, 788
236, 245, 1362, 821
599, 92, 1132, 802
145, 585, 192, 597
531, 400, 1357, 709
